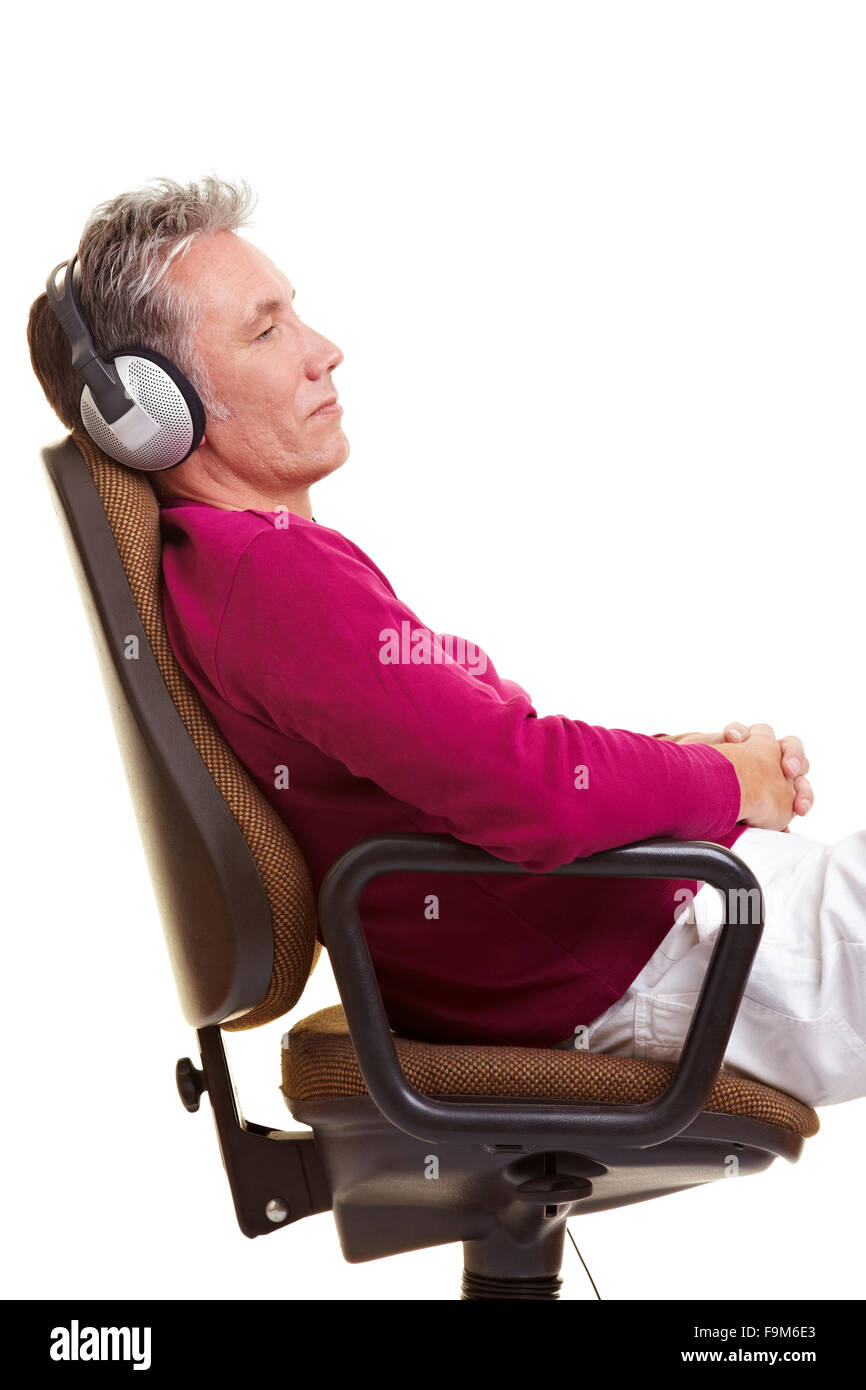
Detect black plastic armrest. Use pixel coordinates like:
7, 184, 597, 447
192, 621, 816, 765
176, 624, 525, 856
317, 832, 763, 1148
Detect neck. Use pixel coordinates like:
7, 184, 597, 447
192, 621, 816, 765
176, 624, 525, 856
153, 445, 314, 520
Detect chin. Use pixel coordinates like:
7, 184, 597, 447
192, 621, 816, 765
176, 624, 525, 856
326, 435, 351, 474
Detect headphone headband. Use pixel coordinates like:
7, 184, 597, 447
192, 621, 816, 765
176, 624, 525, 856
45, 257, 134, 426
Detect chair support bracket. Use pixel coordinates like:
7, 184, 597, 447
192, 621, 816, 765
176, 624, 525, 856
177, 1025, 332, 1239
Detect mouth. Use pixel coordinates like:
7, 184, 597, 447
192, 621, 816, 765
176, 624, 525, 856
310, 397, 342, 417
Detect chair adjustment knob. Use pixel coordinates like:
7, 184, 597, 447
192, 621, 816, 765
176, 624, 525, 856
514, 1174, 593, 1204
175, 1057, 207, 1113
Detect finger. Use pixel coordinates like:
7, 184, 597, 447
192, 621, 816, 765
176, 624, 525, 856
748, 722, 777, 741
723, 722, 750, 742
793, 774, 813, 815
780, 735, 809, 777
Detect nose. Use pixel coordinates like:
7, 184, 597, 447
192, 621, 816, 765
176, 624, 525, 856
305, 326, 343, 378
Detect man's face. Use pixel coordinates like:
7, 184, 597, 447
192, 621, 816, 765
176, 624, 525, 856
170, 228, 349, 495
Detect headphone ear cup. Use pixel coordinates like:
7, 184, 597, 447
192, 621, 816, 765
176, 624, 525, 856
124, 345, 207, 451
80, 346, 207, 471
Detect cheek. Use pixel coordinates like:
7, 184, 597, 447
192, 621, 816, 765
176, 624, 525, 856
224, 348, 304, 425
258, 354, 303, 406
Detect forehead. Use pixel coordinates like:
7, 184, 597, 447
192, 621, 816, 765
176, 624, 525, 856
179, 231, 294, 323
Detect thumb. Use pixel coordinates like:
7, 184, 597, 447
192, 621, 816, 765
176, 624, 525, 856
723, 722, 750, 742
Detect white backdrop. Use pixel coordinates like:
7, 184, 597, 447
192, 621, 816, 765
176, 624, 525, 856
4, 0, 864, 1302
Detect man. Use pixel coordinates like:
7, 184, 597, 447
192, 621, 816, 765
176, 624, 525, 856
28, 176, 865, 1108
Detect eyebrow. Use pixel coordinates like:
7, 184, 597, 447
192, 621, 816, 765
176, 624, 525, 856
239, 287, 296, 333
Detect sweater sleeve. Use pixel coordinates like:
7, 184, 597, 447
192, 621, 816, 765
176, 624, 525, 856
214, 526, 742, 873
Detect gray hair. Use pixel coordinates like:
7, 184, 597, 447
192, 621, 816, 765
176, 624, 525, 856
28, 175, 257, 430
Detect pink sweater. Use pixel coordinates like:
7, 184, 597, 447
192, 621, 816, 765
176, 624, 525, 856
159, 501, 746, 1046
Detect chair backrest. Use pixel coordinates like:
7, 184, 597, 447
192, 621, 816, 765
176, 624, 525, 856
41, 428, 321, 1031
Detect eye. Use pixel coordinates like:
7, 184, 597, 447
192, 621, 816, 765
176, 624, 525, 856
256, 324, 275, 342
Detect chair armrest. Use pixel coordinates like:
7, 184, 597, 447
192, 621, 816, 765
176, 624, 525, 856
317, 832, 763, 1148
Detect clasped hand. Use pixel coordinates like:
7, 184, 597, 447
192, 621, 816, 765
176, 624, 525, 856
659, 723, 813, 829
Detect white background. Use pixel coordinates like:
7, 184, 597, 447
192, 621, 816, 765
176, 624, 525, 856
4, 0, 864, 1302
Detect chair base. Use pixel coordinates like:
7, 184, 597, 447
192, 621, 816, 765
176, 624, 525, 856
288, 1093, 802, 1293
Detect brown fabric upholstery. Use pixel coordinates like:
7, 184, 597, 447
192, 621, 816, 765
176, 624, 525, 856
69, 428, 321, 1030
281, 1004, 820, 1138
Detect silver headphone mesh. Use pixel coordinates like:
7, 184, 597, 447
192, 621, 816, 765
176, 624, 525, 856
81, 356, 195, 470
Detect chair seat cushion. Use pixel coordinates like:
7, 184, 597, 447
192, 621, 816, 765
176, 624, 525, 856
281, 1004, 819, 1137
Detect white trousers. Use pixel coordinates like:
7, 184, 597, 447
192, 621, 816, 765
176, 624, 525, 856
557, 827, 866, 1108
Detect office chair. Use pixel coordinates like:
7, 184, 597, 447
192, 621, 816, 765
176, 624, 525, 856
41, 429, 819, 1300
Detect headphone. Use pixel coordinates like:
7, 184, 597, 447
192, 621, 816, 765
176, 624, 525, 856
45, 254, 206, 471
